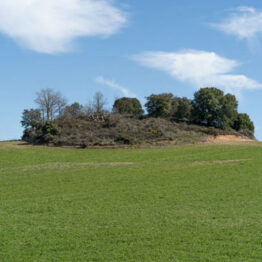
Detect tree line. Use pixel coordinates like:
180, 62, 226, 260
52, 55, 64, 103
21, 87, 255, 143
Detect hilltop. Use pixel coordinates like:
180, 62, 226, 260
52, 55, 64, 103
21, 87, 255, 147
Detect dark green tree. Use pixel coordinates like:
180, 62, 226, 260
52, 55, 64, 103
192, 87, 238, 129
21, 109, 42, 129
219, 93, 238, 129
113, 97, 144, 116
233, 113, 254, 134
40, 121, 60, 143
173, 97, 192, 120
145, 93, 174, 118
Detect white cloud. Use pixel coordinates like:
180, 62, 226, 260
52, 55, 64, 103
0, 0, 127, 53
212, 6, 262, 39
96, 76, 136, 97
132, 50, 262, 96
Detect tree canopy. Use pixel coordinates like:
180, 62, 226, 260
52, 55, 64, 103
145, 93, 174, 118
234, 113, 254, 134
173, 97, 192, 120
192, 87, 238, 129
113, 97, 144, 116
21, 109, 42, 129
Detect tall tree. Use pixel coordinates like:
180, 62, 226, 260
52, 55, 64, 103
192, 87, 238, 129
35, 89, 67, 121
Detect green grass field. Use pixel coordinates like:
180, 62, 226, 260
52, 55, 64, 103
1, 141, 262, 261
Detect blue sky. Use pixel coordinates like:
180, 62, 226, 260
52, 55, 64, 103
1, 0, 262, 140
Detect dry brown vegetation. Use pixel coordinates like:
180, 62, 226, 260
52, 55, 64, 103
35, 114, 253, 148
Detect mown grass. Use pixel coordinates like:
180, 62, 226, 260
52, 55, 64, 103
1, 141, 262, 261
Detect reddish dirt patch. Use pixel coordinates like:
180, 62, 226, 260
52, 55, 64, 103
205, 135, 254, 143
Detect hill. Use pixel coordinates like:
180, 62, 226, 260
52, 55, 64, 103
21, 88, 256, 147
23, 114, 254, 148
1, 141, 262, 261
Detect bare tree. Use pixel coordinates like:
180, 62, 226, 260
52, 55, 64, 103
85, 101, 94, 115
92, 91, 107, 114
57, 96, 67, 117
35, 88, 67, 121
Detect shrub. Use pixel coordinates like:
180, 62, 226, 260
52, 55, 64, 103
40, 121, 60, 143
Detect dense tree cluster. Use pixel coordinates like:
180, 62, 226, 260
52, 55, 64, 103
21, 87, 255, 145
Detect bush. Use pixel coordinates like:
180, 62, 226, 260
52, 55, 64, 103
40, 121, 60, 143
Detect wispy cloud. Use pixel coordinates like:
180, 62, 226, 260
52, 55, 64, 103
96, 76, 136, 97
0, 0, 127, 54
132, 50, 262, 96
212, 6, 262, 40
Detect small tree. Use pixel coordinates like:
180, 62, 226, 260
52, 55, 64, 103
40, 121, 60, 143
113, 97, 144, 116
21, 109, 42, 129
145, 93, 174, 118
233, 113, 254, 135
65, 102, 84, 117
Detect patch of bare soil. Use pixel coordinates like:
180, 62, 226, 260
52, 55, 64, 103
205, 135, 254, 143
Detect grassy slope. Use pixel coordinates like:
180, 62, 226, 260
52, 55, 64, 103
1, 141, 262, 261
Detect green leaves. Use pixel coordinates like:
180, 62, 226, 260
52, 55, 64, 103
192, 87, 238, 130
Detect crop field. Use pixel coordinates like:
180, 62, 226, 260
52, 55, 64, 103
1, 141, 262, 261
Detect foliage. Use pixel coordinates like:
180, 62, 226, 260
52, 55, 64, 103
39, 121, 60, 143
234, 113, 255, 135
65, 102, 84, 117
145, 93, 174, 118
113, 97, 144, 116
220, 93, 238, 129
192, 87, 238, 129
21, 109, 42, 128
173, 97, 192, 120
